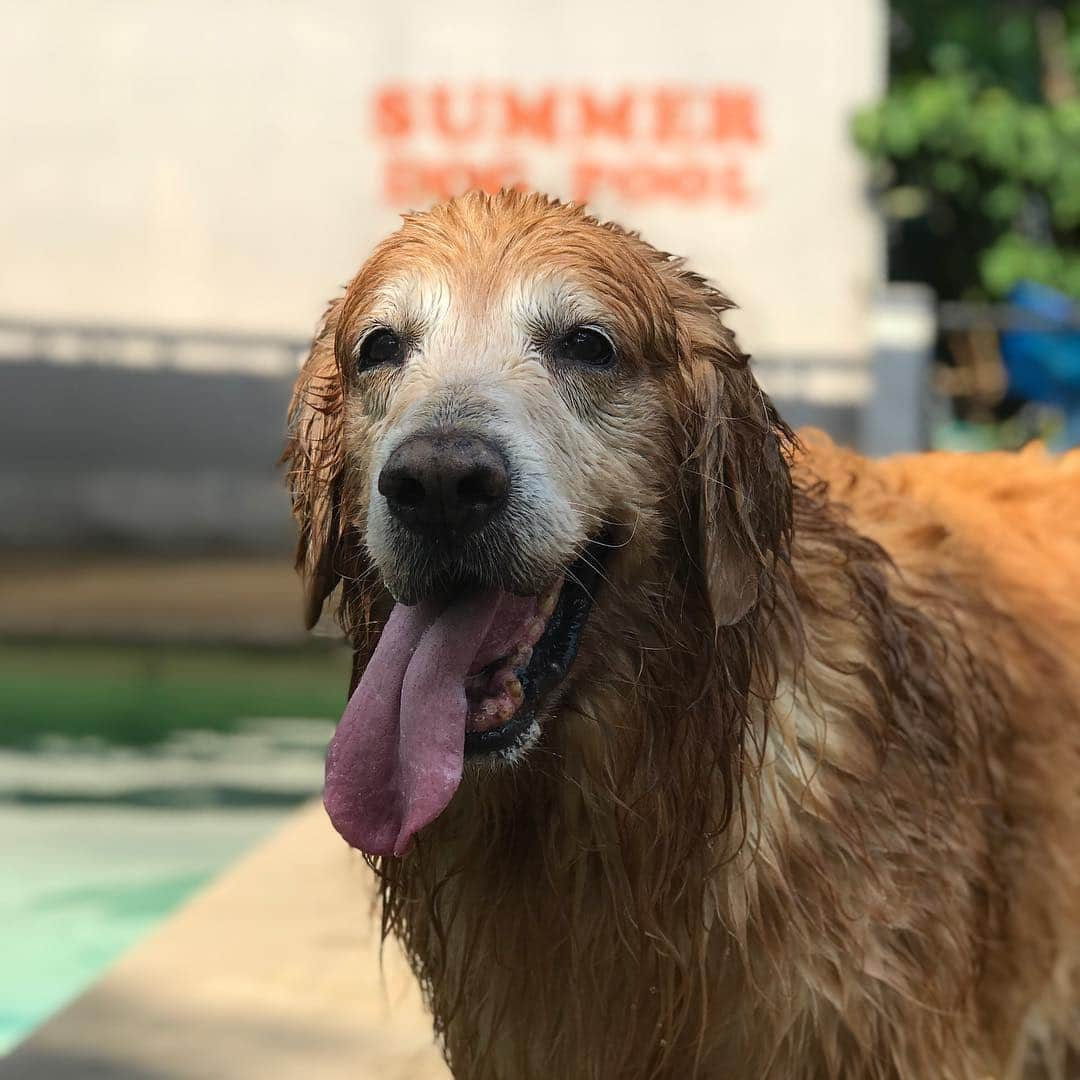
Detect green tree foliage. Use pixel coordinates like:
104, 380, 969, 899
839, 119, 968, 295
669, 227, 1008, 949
854, 2, 1080, 301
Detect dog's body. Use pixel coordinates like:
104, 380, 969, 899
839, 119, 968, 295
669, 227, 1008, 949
285, 191, 1080, 1078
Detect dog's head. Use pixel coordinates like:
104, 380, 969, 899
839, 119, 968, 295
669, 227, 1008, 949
285, 190, 792, 855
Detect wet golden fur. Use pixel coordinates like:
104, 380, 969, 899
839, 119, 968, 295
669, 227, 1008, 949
284, 191, 1080, 1078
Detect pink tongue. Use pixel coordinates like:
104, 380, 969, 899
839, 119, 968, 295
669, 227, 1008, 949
324, 590, 537, 856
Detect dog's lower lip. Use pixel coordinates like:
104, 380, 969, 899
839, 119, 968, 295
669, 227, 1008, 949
463, 533, 610, 757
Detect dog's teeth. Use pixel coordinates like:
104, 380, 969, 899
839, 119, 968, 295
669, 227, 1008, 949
471, 701, 502, 732
468, 674, 525, 733
538, 581, 561, 619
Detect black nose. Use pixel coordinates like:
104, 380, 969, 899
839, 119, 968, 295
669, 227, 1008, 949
378, 433, 510, 536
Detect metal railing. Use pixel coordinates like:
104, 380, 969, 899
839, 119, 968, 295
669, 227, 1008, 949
0, 316, 309, 377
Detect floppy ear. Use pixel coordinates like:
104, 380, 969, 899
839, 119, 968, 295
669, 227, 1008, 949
672, 277, 793, 627
282, 299, 346, 630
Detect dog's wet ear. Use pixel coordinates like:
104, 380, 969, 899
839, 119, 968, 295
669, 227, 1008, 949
282, 298, 347, 630
671, 276, 793, 628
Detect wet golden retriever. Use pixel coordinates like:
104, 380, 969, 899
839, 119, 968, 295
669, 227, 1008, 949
284, 190, 1080, 1079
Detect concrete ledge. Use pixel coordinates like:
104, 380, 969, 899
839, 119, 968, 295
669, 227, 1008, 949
1, 801, 449, 1079
0, 554, 311, 645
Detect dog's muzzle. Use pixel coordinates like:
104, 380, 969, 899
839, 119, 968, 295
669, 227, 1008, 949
323, 425, 612, 858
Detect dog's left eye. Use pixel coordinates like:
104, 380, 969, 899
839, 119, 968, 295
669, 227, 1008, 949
555, 327, 616, 369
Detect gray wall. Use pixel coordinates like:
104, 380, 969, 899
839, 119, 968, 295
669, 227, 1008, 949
0, 361, 296, 551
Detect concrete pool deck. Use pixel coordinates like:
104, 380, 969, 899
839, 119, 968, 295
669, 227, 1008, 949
0, 800, 449, 1079
1, 554, 448, 1074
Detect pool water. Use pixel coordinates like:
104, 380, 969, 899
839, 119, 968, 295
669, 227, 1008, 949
0, 720, 334, 1054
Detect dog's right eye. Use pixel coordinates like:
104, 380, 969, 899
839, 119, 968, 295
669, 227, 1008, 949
356, 328, 405, 371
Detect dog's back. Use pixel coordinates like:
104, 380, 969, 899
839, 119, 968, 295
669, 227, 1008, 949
880, 441, 1080, 635
802, 431, 1080, 649
797, 432, 1080, 1077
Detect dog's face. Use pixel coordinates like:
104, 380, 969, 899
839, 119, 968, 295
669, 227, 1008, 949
344, 227, 667, 609
286, 192, 791, 855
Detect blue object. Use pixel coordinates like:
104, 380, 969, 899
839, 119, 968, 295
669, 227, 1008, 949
999, 281, 1080, 447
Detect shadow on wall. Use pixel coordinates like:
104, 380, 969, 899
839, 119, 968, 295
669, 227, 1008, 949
0, 362, 297, 552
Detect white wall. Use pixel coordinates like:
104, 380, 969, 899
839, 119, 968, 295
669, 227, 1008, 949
1, 0, 885, 398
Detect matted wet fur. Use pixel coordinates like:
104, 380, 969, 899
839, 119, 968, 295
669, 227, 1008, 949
284, 190, 1080, 1079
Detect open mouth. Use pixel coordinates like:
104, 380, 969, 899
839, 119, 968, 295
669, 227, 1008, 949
463, 535, 608, 757
322, 533, 610, 857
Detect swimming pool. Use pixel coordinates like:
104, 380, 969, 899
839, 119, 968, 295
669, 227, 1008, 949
0, 719, 334, 1054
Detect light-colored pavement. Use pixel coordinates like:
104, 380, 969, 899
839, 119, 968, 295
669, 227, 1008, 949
0, 800, 450, 1079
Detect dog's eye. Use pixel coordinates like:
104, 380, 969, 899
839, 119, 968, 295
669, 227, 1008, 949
556, 327, 615, 369
356, 328, 405, 371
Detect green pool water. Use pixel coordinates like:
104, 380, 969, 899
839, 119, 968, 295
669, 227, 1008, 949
0, 641, 347, 1055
